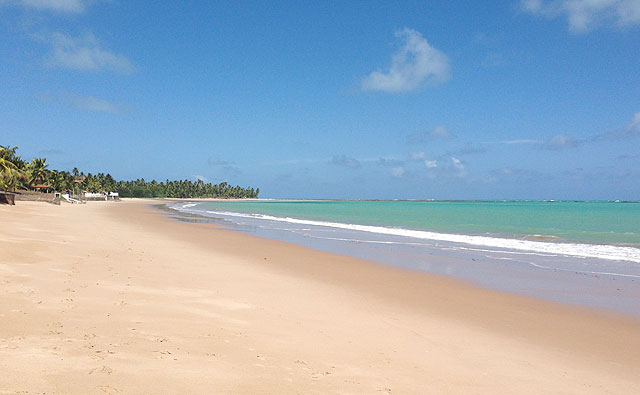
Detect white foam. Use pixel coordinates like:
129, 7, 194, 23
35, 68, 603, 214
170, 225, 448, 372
175, 208, 640, 263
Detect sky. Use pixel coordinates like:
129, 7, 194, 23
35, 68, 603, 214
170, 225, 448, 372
1, 0, 639, 200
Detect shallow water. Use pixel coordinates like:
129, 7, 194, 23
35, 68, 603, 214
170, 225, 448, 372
182, 200, 640, 246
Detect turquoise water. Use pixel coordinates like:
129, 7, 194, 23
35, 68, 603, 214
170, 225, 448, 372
196, 200, 640, 246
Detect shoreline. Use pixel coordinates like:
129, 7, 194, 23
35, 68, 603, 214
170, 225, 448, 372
166, 199, 640, 316
165, 198, 640, 248
162, 197, 640, 202
2, 199, 640, 393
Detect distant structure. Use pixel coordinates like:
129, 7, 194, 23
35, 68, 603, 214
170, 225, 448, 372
83, 191, 120, 201
0, 191, 15, 205
32, 184, 52, 193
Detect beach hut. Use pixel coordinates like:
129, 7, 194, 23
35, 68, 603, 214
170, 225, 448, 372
33, 184, 53, 193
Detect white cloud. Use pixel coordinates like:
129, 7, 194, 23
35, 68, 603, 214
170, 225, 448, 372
479, 110, 640, 151
193, 175, 209, 183
499, 139, 542, 144
377, 157, 404, 167
208, 157, 230, 166
501, 168, 514, 175
425, 160, 438, 168
391, 166, 405, 177
2, 0, 87, 13
362, 28, 450, 92
330, 155, 361, 168
70, 95, 121, 113
544, 133, 580, 149
451, 157, 464, 170
45, 32, 135, 74
430, 125, 451, 138
410, 151, 426, 160
407, 125, 452, 144
630, 111, 640, 131
37, 91, 127, 114
522, 0, 640, 32
618, 0, 640, 25
451, 156, 467, 177
590, 110, 640, 141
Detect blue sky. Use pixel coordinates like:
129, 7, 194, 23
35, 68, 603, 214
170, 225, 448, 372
1, 0, 639, 199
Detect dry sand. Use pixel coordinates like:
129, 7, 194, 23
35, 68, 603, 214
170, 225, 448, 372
1, 199, 639, 394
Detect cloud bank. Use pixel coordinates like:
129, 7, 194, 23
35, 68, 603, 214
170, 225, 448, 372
522, 0, 640, 32
362, 28, 450, 93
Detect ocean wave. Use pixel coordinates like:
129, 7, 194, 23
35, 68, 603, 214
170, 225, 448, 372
171, 204, 640, 263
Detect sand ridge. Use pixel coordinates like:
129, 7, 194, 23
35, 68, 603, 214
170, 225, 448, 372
1, 200, 639, 394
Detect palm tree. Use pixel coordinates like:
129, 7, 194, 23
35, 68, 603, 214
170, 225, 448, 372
28, 157, 49, 189
0, 146, 26, 168
0, 146, 25, 192
48, 170, 71, 192
0, 158, 19, 191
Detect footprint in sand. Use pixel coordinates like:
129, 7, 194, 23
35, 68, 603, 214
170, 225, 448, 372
96, 385, 120, 394
153, 350, 178, 360
47, 322, 64, 334
89, 365, 113, 375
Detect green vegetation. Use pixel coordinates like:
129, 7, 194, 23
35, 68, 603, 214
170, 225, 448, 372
0, 145, 259, 199
116, 179, 259, 199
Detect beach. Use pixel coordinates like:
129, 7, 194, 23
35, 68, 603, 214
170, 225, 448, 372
169, 200, 640, 315
1, 200, 640, 394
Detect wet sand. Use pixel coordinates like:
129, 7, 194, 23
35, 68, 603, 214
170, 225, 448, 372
1, 199, 639, 394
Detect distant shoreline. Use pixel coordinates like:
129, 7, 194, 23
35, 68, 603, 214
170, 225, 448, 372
157, 197, 640, 203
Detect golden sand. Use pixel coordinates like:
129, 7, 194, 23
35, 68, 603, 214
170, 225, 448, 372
1, 200, 639, 394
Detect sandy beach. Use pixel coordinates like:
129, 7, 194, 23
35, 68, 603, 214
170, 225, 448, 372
1, 200, 639, 394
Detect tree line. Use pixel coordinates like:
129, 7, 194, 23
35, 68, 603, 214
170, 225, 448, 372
0, 145, 259, 199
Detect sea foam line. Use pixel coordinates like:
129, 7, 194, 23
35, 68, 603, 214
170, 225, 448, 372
171, 204, 640, 263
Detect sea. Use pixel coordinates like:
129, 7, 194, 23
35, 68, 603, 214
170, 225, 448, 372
166, 200, 640, 316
